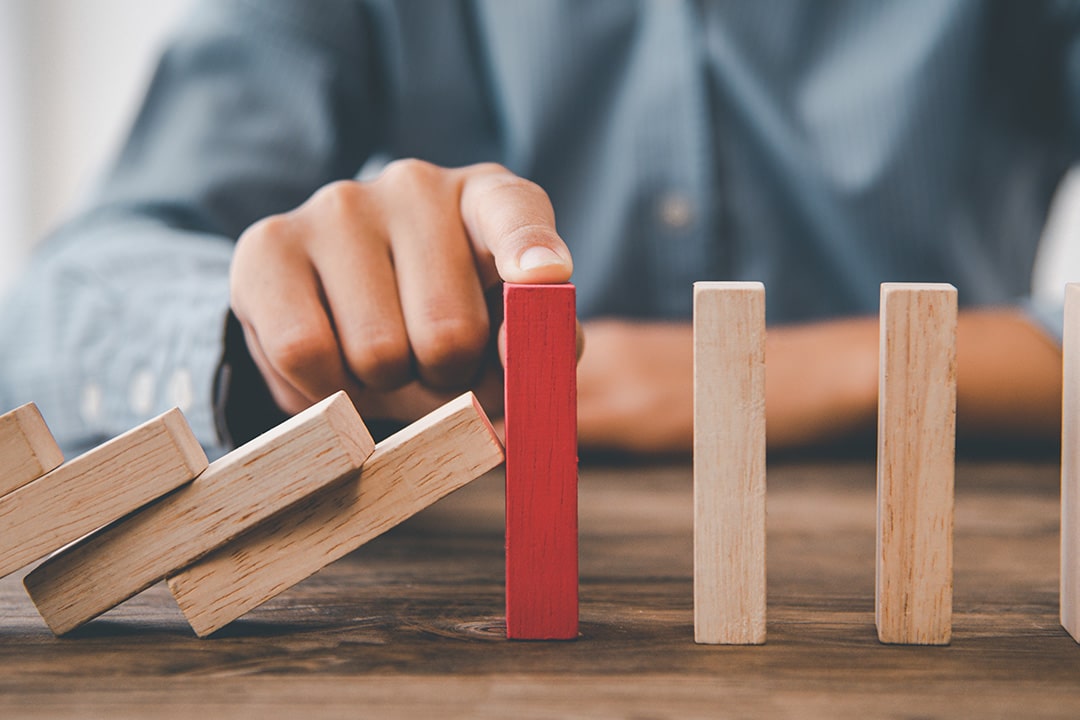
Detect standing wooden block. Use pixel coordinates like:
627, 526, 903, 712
24, 391, 374, 635
0, 402, 64, 498
0, 408, 205, 580
1062, 283, 1080, 642
504, 282, 578, 640
168, 392, 503, 637
693, 282, 767, 645
876, 282, 956, 645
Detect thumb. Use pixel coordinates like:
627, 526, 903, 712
459, 164, 573, 285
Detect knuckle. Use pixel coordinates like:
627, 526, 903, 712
466, 174, 556, 238
482, 172, 545, 198
377, 158, 442, 190
413, 313, 489, 370
468, 163, 546, 198
235, 215, 293, 263
502, 221, 561, 246
231, 215, 295, 313
343, 329, 411, 385
242, 213, 293, 244
470, 161, 512, 177
265, 328, 334, 380
309, 180, 369, 219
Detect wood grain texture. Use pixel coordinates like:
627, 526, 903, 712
876, 283, 956, 645
168, 392, 504, 637
0, 409, 205, 580
0, 461, 1073, 719
692, 282, 767, 645
24, 391, 373, 635
503, 282, 578, 640
1062, 283, 1080, 642
0, 403, 64, 498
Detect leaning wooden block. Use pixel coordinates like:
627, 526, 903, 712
168, 392, 503, 637
876, 282, 956, 645
693, 281, 767, 645
0, 402, 64, 497
504, 282, 579, 640
0, 408, 205, 580
24, 391, 374, 635
1062, 283, 1080, 642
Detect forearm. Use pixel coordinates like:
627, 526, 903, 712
955, 309, 1062, 442
577, 309, 1063, 454
774, 309, 1064, 445
575, 318, 880, 454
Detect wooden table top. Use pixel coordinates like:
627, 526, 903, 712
1, 459, 1078, 719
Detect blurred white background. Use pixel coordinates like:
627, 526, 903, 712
0, 0, 189, 296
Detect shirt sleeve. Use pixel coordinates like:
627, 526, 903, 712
1025, 2, 1080, 345
0, 0, 378, 457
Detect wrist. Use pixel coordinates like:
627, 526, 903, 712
213, 311, 289, 449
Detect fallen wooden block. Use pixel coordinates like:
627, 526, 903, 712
503, 283, 579, 640
876, 282, 956, 645
0, 408, 205, 580
1062, 283, 1080, 643
0, 402, 64, 497
168, 392, 503, 637
24, 391, 374, 635
693, 281, 767, 645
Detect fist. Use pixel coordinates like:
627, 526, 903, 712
229, 160, 573, 422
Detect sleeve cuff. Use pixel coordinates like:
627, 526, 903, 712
1020, 295, 1064, 347
0, 220, 236, 458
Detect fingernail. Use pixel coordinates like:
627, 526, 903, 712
518, 246, 565, 271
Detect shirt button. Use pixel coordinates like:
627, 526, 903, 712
80, 382, 102, 427
658, 192, 693, 230
167, 368, 194, 413
129, 369, 155, 416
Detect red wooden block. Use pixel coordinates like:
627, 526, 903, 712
503, 282, 579, 640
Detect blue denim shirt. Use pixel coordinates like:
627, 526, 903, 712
2, 0, 1077, 455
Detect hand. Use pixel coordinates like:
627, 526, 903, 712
229, 160, 573, 424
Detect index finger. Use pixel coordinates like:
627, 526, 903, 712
458, 164, 574, 286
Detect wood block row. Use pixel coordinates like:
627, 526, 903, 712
25, 391, 377, 635
169, 392, 504, 637
2, 390, 503, 637
692, 282, 956, 646
0, 405, 208, 581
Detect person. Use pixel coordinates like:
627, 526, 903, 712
0, 0, 1068, 458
